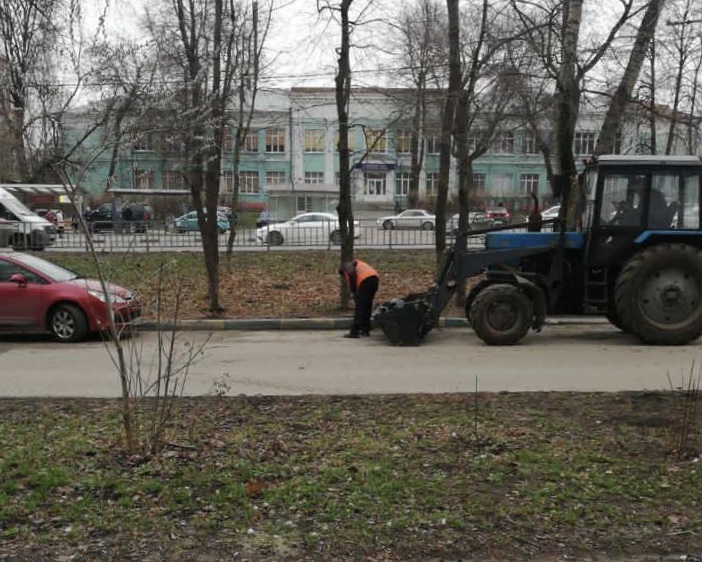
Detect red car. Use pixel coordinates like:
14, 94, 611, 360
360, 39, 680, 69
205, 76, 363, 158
486, 207, 512, 224
0, 250, 141, 342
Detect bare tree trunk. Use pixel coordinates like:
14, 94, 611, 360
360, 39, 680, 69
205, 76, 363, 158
227, 1, 262, 266
335, 0, 354, 308
595, 0, 665, 155
436, 0, 461, 260
408, 83, 425, 208
687, 38, 702, 152
649, 41, 658, 154
553, 0, 583, 229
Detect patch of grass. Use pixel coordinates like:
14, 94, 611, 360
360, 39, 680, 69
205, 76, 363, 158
48, 250, 448, 320
1, 393, 702, 560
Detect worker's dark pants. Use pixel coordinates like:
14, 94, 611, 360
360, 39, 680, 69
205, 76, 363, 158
351, 276, 379, 335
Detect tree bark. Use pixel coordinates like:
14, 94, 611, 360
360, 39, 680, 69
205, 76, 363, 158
595, 0, 665, 156
335, 0, 354, 308
553, 0, 583, 229
436, 0, 461, 260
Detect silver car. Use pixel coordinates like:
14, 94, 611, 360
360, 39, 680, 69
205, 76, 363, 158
376, 209, 436, 230
256, 212, 360, 246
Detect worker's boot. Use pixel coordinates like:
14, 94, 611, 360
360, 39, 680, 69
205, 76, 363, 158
344, 331, 360, 339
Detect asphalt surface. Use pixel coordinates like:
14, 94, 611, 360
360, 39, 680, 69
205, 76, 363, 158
1, 320, 700, 397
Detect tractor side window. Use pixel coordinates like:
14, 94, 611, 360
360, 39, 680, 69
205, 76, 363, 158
648, 173, 677, 229
601, 174, 643, 226
677, 174, 700, 229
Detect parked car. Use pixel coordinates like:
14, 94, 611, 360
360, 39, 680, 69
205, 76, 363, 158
0, 218, 18, 247
86, 203, 152, 232
376, 209, 436, 230
0, 250, 141, 342
485, 207, 512, 224
173, 211, 230, 234
541, 205, 560, 220
446, 211, 495, 235
256, 210, 281, 228
0, 188, 56, 250
256, 212, 360, 246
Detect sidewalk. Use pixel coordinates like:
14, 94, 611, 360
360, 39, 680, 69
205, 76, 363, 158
139, 315, 610, 332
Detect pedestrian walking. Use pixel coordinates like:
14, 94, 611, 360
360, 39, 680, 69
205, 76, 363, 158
55, 209, 65, 238
339, 258, 380, 338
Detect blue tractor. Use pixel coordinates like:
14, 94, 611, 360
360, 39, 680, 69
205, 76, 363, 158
373, 155, 702, 346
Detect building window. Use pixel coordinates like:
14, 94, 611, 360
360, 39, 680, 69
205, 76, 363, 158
394, 130, 412, 154
493, 131, 515, 153
395, 171, 411, 195
297, 195, 313, 212
425, 172, 439, 196
162, 171, 185, 191
133, 169, 154, 190
522, 131, 537, 154
265, 128, 285, 153
365, 129, 387, 153
304, 129, 325, 153
492, 173, 513, 197
221, 171, 234, 193
336, 130, 356, 152
467, 129, 487, 153
364, 172, 387, 195
265, 171, 286, 186
519, 173, 539, 195
242, 129, 258, 153
574, 131, 596, 155
162, 133, 183, 153
614, 131, 623, 154
239, 171, 259, 194
426, 132, 440, 155
132, 133, 154, 152
473, 172, 486, 192
223, 129, 233, 152
304, 171, 324, 185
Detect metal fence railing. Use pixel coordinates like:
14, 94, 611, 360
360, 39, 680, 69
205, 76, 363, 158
2, 218, 550, 253
43, 219, 493, 252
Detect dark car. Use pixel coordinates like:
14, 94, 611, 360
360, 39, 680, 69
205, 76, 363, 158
446, 211, 495, 235
86, 203, 152, 233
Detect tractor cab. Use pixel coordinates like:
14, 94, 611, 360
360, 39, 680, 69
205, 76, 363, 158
581, 155, 702, 269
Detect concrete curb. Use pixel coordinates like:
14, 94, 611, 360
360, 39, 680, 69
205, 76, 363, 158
139, 316, 610, 332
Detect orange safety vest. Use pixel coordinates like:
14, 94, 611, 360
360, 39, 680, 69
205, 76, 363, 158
344, 259, 378, 291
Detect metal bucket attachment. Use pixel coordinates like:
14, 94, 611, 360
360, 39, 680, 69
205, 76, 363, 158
371, 291, 437, 346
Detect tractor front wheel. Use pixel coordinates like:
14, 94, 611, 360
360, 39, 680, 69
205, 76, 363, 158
614, 243, 702, 345
470, 284, 533, 346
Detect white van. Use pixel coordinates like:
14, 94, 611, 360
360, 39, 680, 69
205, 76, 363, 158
0, 187, 56, 250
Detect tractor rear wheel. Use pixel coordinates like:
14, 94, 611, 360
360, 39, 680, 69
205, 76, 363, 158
606, 306, 629, 332
470, 284, 533, 346
614, 243, 702, 345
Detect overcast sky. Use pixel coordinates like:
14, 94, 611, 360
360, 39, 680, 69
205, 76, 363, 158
85, 0, 396, 90
85, 0, 648, 91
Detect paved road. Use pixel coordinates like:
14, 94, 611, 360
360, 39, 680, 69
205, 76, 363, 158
1, 324, 699, 397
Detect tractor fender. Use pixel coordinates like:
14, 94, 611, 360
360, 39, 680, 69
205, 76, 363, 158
465, 275, 547, 331
513, 275, 547, 332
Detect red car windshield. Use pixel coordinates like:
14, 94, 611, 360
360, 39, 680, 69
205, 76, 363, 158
9, 253, 80, 283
